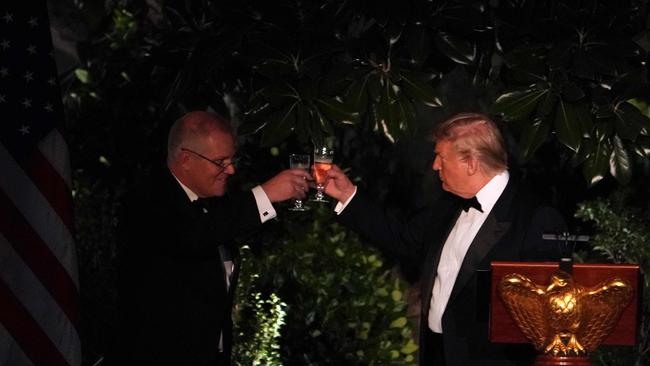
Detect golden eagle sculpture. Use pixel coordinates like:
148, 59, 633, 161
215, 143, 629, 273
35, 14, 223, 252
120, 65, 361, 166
498, 270, 633, 356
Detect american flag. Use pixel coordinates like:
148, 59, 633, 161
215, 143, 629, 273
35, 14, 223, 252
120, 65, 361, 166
0, 1, 81, 366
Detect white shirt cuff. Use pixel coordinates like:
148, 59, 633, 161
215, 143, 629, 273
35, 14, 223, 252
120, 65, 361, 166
334, 186, 357, 215
252, 185, 277, 223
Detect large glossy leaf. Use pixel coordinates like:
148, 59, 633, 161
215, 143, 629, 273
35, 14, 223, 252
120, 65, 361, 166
240, 101, 271, 135
609, 135, 631, 185
554, 100, 587, 153
581, 139, 611, 187
519, 116, 551, 161
345, 72, 371, 113
630, 135, 650, 158
376, 81, 402, 143
434, 32, 476, 65
294, 105, 311, 144
614, 102, 650, 139
399, 71, 442, 107
492, 85, 550, 122
260, 104, 298, 147
502, 46, 547, 83
405, 25, 431, 67
316, 97, 360, 125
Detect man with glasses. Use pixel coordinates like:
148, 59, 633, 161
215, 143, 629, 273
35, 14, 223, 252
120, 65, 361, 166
111, 111, 311, 366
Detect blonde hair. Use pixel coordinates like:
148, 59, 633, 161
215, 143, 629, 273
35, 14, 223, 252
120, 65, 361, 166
433, 113, 508, 175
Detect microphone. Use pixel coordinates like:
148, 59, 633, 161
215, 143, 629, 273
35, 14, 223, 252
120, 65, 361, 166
542, 232, 590, 273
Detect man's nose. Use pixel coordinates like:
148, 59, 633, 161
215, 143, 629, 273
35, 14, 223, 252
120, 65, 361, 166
432, 156, 440, 171
225, 164, 236, 175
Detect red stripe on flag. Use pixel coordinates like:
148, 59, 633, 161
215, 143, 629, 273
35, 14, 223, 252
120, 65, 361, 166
0, 189, 79, 327
0, 278, 71, 366
21, 148, 74, 233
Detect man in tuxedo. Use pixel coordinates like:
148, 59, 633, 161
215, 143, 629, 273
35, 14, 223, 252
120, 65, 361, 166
112, 111, 311, 366
324, 113, 566, 365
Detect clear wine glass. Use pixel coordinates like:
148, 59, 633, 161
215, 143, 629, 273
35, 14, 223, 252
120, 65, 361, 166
288, 154, 310, 211
312, 146, 333, 203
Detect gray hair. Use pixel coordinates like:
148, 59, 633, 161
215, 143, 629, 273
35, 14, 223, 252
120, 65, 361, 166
167, 111, 233, 163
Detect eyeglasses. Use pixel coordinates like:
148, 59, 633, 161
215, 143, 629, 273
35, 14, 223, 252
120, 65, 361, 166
181, 148, 239, 170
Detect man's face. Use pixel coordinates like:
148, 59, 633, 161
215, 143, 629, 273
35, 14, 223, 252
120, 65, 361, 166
432, 139, 473, 198
184, 130, 236, 197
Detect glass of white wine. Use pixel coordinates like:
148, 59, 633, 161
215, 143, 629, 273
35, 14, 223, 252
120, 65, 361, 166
312, 146, 333, 203
288, 154, 310, 211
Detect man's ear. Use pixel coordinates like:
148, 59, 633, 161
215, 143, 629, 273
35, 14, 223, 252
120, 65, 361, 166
178, 152, 192, 171
466, 157, 479, 176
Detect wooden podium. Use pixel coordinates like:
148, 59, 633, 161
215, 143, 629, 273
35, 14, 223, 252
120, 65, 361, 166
490, 261, 640, 365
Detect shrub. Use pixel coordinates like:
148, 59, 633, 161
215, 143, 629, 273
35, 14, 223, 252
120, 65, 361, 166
575, 191, 650, 366
233, 205, 418, 365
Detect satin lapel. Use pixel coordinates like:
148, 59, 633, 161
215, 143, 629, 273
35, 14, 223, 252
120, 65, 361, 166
449, 215, 510, 303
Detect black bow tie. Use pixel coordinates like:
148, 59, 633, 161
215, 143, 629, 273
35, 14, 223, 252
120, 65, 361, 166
460, 196, 483, 213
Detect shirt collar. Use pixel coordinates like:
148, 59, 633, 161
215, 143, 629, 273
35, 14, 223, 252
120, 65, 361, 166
170, 171, 199, 202
474, 170, 509, 215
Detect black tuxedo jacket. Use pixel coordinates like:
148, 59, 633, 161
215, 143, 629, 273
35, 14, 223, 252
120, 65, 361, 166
112, 168, 262, 366
338, 176, 566, 366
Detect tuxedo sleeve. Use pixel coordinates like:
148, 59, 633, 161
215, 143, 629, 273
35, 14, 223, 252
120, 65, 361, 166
338, 189, 455, 263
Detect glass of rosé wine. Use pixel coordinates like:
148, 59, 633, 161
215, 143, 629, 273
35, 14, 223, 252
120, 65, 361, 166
312, 146, 333, 203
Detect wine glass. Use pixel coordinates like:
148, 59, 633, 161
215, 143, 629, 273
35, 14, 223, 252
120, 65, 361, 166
312, 146, 333, 203
288, 154, 310, 211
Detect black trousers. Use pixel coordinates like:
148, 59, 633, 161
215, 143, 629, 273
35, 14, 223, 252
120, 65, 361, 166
422, 328, 446, 365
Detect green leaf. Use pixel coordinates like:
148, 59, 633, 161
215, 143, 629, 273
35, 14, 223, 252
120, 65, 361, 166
405, 25, 431, 67
609, 135, 632, 185
389, 317, 407, 328
74, 68, 90, 84
614, 102, 650, 139
376, 81, 402, 143
294, 105, 311, 144
399, 71, 442, 107
519, 116, 551, 161
630, 135, 650, 157
391, 290, 402, 301
492, 85, 550, 122
554, 100, 584, 153
400, 339, 418, 354
346, 73, 371, 112
260, 104, 298, 147
582, 139, 611, 187
434, 32, 476, 65
315, 97, 360, 125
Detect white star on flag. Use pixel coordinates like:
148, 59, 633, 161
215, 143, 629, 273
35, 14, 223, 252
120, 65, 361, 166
0, 67, 8, 77
28, 17, 38, 27
3, 12, 13, 23
18, 124, 30, 135
24, 71, 33, 82
22, 98, 32, 108
27, 45, 37, 54
1, 39, 10, 49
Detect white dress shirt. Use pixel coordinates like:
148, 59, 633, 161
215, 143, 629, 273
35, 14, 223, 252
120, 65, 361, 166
428, 170, 509, 333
